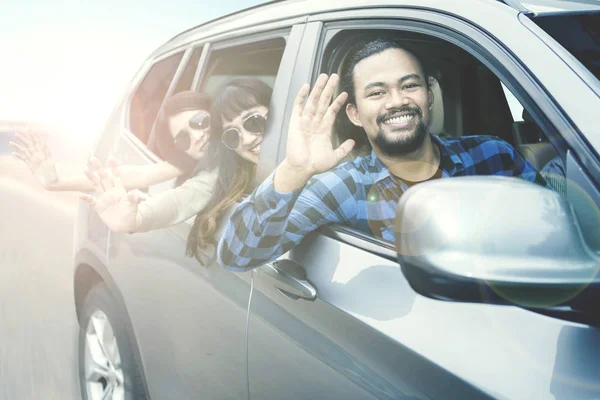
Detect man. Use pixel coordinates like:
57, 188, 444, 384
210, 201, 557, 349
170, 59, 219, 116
218, 38, 546, 271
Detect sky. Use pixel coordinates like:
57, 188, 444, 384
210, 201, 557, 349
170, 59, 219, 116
0, 0, 264, 143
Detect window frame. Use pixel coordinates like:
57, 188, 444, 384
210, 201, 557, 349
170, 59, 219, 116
278, 9, 598, 255
197, 26, 303, 187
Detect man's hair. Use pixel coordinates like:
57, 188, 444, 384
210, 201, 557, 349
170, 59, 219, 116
339, 38, 431, 106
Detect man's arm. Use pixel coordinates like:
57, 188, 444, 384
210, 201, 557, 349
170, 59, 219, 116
218, 168, 357, 271
218, 74, 355, 271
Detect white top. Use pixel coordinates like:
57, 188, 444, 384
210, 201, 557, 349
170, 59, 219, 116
135, 167, 219, 233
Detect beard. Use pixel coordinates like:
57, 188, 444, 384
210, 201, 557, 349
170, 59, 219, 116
373, 106, 428, 157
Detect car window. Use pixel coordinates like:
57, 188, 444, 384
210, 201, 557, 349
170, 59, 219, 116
200, 37, 286, 96
173, 46, 204, 94
129, 51, 184, 144
313, 27, 568, 246
532, 12, 600, 81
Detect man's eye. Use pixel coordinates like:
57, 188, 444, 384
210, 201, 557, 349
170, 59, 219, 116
404, 83, 419, 90
368, 91, 384, 97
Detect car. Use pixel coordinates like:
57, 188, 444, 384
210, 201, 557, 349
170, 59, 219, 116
72, 0, 600, 399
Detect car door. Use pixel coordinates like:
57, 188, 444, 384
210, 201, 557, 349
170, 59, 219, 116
246, 20, 482, 400
247, 5, 600, 400
107, 44, 251, 399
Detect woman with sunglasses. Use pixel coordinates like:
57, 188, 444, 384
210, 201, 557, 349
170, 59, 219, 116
81, 79, 269, 251
10, 91, 213, 193
186, 78, 271, 261
80, 90, 221, 233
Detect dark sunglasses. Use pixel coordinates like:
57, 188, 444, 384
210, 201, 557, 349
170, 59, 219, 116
173, 111, 211, 152
221, 113, 267, 150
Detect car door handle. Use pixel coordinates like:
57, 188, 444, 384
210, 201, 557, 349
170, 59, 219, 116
261, 260, 317, 301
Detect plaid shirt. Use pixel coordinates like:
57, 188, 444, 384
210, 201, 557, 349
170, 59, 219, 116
218, 135, 547, 271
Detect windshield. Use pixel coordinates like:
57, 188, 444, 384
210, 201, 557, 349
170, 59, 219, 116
533, 12, 600, 80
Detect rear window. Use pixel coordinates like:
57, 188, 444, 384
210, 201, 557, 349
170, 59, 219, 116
533, 13, 600, 80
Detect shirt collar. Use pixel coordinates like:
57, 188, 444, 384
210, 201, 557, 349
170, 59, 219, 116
430, 134, 464, 177
368, 134, 465, 183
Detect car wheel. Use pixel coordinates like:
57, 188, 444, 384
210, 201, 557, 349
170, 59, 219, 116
78, 282, 148, 400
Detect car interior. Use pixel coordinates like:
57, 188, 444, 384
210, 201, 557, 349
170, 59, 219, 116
324, 30, 563, 175
200, 37, 286, 95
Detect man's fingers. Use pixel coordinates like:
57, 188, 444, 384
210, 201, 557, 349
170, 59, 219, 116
333, 139, 355, 165
321, 91, 348, 129
84, 168, 105, 193
292, 84, 311, 117
314, 74, 340, 122
303, 74, 329, 118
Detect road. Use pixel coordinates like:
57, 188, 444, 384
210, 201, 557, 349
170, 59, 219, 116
0, 156, 81, 399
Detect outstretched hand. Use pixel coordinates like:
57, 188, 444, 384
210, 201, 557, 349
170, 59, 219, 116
10, 130, 59, 189
79, 156, 145, 233
274, 74, 354, 192
286, 73, 354, 174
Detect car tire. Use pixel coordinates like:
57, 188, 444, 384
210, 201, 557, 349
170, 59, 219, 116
78, 282, 148, 400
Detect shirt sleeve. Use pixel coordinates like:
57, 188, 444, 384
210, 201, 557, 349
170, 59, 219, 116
135, 168, 218, 233
218, 168, 358, 272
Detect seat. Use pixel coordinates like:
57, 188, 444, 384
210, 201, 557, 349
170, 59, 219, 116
513, 109, 546, 145
516, 142, 557, 171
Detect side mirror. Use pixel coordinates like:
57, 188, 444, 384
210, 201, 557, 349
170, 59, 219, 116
395, 177, 600, 310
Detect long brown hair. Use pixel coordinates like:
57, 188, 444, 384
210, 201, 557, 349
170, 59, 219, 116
186, 78, 272, 262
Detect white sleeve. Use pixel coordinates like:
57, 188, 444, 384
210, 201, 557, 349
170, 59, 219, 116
135, 168, 218, 233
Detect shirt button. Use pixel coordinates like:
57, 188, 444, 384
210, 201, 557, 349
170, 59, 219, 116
269, 200, 277, 209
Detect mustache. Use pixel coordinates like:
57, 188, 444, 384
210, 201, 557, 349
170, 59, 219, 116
376, 106, 422, 125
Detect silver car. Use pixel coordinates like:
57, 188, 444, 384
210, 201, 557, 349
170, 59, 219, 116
72, 0, 600, 399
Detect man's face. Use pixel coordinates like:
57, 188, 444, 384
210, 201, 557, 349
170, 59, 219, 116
346, 48, 433, 157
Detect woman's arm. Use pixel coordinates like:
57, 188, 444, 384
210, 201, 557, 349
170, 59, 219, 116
81, 157, 217, 233
11, 132, 183, 191
119, 161, 183, 190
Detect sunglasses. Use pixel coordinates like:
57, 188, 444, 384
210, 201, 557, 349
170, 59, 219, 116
173, 111, 211, 152
221, 113, 268, 150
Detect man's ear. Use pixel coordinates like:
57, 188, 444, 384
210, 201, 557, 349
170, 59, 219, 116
346, 103, 362, 127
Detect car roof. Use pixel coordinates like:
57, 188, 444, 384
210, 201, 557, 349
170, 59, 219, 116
152, 0, 599, 57
156, 0, 507, 54
519, 0, 600, 16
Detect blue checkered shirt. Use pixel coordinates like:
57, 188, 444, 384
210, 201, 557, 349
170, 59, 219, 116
218, 135, 547, 271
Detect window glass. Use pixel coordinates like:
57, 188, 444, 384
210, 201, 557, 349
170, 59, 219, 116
200, 37, 286, 96
129, 52, 184, 144
173, 47, 204, 94
533, 13, 600, 81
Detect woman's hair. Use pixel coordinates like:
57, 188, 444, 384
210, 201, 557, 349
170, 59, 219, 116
186, 78, 272, 262
154, 91, 214, 179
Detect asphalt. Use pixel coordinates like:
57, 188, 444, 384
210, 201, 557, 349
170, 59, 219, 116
0, 156, 81, 399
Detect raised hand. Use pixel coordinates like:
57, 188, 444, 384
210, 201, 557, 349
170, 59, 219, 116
287, 74, 354, 172
9, 130, 59, 189
80, 157, 145, 233
274, 74, 354, 192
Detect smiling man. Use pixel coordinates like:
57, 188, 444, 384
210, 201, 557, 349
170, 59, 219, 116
218, 38, 547, 271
